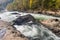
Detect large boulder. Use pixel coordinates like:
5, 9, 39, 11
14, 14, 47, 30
13, 14, 36, 25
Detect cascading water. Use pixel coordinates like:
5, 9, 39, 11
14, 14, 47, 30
0, 11, 60, 22
0, 28, 6, 40
0, 11, 60, 40
14, 23, 60, 40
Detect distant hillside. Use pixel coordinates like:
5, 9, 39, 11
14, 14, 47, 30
0, 0, 13, 11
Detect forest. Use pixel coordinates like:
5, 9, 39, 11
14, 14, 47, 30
6, 0, 60, 12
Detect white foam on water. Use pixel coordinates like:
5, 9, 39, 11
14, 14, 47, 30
0, 12, 19, 22
0, 11, 60, 22
14, 23, 60, 40
0, 28, 6, 40
0, 11, 60, 40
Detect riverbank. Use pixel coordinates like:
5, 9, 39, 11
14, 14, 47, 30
24, 10, 60, 17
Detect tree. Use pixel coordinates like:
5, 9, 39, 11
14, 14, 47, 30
29, 0, 33, 9
6, 0, 60, 11
55, 0, 60, 10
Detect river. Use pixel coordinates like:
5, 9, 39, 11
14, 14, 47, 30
0, 11, 60, 40
0, 11, 60, 22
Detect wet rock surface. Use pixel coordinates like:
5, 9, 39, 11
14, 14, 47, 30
0, 20, 60, 40
0, 20, 28, 40
41, 19, 60, 37
0, 12, 60, 40
13, 14, 36, 25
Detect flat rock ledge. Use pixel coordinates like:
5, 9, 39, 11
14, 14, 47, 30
40, 19, 60, 37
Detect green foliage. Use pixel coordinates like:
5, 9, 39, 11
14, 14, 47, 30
6, 0, 60, 11
55, 0, 60, 10
6, 0, 29, 11
34, 17, 48, 21
29, 0, 41, 9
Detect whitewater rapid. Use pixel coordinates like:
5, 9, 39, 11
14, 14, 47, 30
0, 11, 60, 22
0, 11, 60, 40
14, 23, 60, 40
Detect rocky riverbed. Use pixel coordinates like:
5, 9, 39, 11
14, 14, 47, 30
0, 11, 60, 40
0, 20, 28, 40
40, 19, 60, 37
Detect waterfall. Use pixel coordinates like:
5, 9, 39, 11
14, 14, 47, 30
14, 23, 60, 40
0, 11, 60, 40
0, 11, 60, 22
